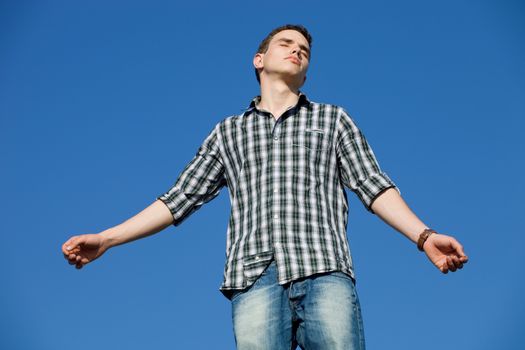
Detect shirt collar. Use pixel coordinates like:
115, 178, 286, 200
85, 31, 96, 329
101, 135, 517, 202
244, 92, 310, 115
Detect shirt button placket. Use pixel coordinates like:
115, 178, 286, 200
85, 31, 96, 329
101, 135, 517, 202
271, 118, 281, 260
273, 122, 280, 141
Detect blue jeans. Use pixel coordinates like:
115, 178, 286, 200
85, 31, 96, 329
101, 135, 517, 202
231, 260, 366, 350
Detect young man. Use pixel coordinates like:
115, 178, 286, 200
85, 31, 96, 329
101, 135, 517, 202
62, 25, 468, 349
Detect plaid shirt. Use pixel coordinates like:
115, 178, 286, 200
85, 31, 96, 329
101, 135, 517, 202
158, 94, 397, 298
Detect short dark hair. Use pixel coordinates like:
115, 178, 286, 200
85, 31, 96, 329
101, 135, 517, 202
254, 24, 313, 84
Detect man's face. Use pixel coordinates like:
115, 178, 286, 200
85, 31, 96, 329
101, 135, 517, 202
254, 29, 311, 86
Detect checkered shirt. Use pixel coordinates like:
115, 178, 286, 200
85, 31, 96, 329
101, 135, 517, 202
157, 94, 397, 298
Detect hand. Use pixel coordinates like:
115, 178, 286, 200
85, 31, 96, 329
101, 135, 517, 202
423, 233, 468, 274
61, 234, 109, 269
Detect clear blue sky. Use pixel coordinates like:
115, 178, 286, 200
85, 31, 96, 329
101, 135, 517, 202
1, 1, 524, 349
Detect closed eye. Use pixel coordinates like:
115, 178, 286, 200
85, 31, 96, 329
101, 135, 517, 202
276, 38, 310, 58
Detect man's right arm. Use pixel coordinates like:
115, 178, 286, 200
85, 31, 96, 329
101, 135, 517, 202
62, 200, 173, 269
100, 199, 173, 247
63, 123, 226, 269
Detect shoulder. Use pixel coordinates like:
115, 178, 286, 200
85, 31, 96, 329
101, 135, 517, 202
209, 112, 248, 139
221, 113, 244, 125
216, 113, 244, 131
307, 101, 347, 115
306, 101, 353, 126
305, 101, 362, 136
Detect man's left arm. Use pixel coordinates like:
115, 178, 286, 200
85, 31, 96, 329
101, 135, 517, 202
370, 188, 468, 273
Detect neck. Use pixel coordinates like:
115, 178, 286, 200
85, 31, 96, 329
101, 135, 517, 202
257, 79, 301, 120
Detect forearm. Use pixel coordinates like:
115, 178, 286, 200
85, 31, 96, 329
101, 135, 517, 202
370, 188, 428, 243
99, 199, 174, 249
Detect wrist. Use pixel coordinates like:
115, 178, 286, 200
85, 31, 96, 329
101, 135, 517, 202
417, 228, 437, 251
99, 229, 119, 249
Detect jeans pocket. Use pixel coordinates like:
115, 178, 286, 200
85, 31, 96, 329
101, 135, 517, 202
231, 255, 275, 303
230, 289, 243, 302
330, 270, 355, 283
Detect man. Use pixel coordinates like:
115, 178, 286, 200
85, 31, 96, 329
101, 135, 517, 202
62, 24, 468, 349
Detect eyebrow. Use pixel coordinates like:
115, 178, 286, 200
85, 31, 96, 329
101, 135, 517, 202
276, 38, 310, 55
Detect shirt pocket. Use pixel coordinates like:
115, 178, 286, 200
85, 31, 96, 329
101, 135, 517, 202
291, 128, 328, 151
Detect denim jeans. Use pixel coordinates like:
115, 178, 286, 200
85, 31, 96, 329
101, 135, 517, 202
231, 259, 366, 350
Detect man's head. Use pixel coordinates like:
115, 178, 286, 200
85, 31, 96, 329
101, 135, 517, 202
253, 24, 312, 87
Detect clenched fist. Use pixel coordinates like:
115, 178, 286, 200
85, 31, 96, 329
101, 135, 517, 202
423, 233, 469, 274
62, 234, 109, 269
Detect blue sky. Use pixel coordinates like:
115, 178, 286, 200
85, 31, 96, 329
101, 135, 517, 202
1, 1, 524, 349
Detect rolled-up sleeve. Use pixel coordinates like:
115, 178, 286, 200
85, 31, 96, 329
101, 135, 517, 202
336, 109, 398, 212
157, 123, 226, 226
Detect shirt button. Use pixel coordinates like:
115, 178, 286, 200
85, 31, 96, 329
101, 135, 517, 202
274, 214, 279, 219
255, 256, 260, 261
273, 189, 278, 193
274, 137, 278, 140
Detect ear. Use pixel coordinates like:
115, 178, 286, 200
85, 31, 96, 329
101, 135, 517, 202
253, 53, 264, 70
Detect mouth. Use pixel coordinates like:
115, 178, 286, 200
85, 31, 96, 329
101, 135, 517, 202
286, 56, 301, 65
